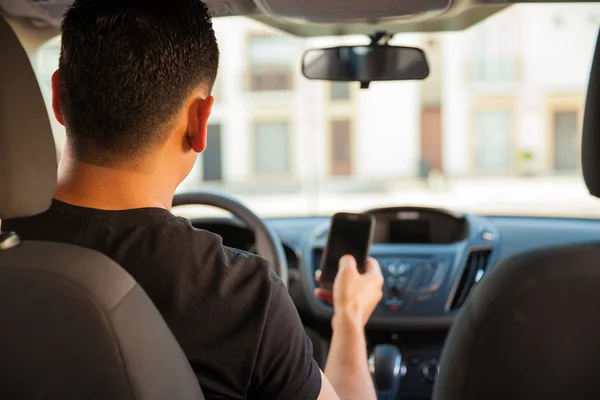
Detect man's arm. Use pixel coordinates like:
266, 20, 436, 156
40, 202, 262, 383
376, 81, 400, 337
250, 255, 382, 400
316, 256, 384, 400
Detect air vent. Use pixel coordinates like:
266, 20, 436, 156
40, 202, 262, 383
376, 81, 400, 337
449, 250, 491, 310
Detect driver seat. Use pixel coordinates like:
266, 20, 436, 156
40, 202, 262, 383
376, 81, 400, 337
0, 16, 204, 400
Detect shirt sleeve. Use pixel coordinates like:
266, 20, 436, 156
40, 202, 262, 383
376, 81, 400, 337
249, 274, 322, 400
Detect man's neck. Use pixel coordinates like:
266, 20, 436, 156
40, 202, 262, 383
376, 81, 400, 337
54, 157, 177, 211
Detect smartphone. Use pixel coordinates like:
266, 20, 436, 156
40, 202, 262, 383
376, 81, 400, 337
319, 212, 375, 291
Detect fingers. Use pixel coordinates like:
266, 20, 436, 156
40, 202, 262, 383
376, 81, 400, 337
364, 257, 382, 276
314, 288, 334, 305
339, 255, 357, 271
338, 256, 381, 280
338, 255, 360, 280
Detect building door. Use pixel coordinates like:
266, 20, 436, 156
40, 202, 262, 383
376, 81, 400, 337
552, 111, 579, 172
203, 124, 223, 181
330, 120, 353, 176
420, 106, 443, 173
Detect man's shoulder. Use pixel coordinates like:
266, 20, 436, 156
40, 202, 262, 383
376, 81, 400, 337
168, 215, 272, 268
155, 215, 279, 295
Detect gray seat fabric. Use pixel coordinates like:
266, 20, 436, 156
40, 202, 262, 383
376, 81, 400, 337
0, 18, 57, 219
435, 28, 600, 400
433, 245, 600, 400
0, 15, 204, 400
0, 241, 205, 400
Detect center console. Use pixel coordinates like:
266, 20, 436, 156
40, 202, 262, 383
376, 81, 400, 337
302, 207, 498, 327
299, 206, 499, 398
313, 248, 457, 317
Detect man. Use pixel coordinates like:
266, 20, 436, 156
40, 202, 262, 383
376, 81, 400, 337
4, 1, 384, 399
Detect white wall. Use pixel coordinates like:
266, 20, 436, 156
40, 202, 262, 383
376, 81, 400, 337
441, 4, 600, 176
441, 32, 470, 175
520, 5, 599, 89
355, 80, 420, 178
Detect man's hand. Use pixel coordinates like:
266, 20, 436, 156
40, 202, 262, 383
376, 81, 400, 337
314, 256, 384, 327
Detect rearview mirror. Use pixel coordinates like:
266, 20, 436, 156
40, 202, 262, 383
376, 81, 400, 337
302, 45, 429, 84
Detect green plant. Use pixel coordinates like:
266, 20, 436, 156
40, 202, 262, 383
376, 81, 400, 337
521, 150, 535, 161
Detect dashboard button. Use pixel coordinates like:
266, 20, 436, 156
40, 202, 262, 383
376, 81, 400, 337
384, 298, 405, 307
384, 286, 405, 307
481, 231, 496, 241
378, 258, 390, 269
395, 276, 408, 287
388, 262, 409, 276
386, 275, 409, 286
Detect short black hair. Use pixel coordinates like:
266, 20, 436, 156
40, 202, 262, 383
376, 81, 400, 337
59, 0, 219, 165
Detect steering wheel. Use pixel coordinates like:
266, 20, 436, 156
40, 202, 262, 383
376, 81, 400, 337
172, 192, 289, 287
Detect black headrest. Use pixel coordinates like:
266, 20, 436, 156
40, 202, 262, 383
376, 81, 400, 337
0, 241, 204, 400
582, 29, 600, 196
0, 16, 57, 219
434, 244, 600, 400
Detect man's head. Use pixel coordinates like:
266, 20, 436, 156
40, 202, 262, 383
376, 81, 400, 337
52, 0, 219, 174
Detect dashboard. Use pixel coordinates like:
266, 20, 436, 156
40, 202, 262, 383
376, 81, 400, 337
305, 207, 491, 331
190, 207, 600, 399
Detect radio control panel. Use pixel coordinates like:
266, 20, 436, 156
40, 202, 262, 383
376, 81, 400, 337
376, 256, 451, 313
313, 249, 455, 315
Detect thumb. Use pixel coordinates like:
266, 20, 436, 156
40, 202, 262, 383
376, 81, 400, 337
339, 255, 357, 273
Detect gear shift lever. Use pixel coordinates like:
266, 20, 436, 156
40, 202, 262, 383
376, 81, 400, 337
369, 344, 405, 400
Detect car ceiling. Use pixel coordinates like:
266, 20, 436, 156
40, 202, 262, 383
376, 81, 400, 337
3, 0, 596, 37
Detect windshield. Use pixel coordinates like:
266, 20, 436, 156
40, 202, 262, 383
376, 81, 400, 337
33, 3, 600, 218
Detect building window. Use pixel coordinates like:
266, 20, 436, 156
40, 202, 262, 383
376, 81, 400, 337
331, 82, 350, 101
473, 110, 513, 173
249, 35, 294, 91
472, 17, 519, 82
254, 122, 290, 175
552, 111, 579, 172
330, 119, 353, 176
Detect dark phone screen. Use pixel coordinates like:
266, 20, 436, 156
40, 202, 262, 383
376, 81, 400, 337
320, 215, 373, 290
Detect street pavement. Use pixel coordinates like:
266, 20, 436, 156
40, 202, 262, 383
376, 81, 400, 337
173, 176, 600, 219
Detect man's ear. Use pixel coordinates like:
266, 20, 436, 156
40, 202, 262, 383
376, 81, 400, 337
51, 70, 65, 126
188, 96, 214, 153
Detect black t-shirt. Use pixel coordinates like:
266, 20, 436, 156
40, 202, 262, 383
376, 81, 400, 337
3, 200, 322, 400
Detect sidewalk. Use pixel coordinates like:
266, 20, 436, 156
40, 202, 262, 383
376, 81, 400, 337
174, 176, 600, 219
